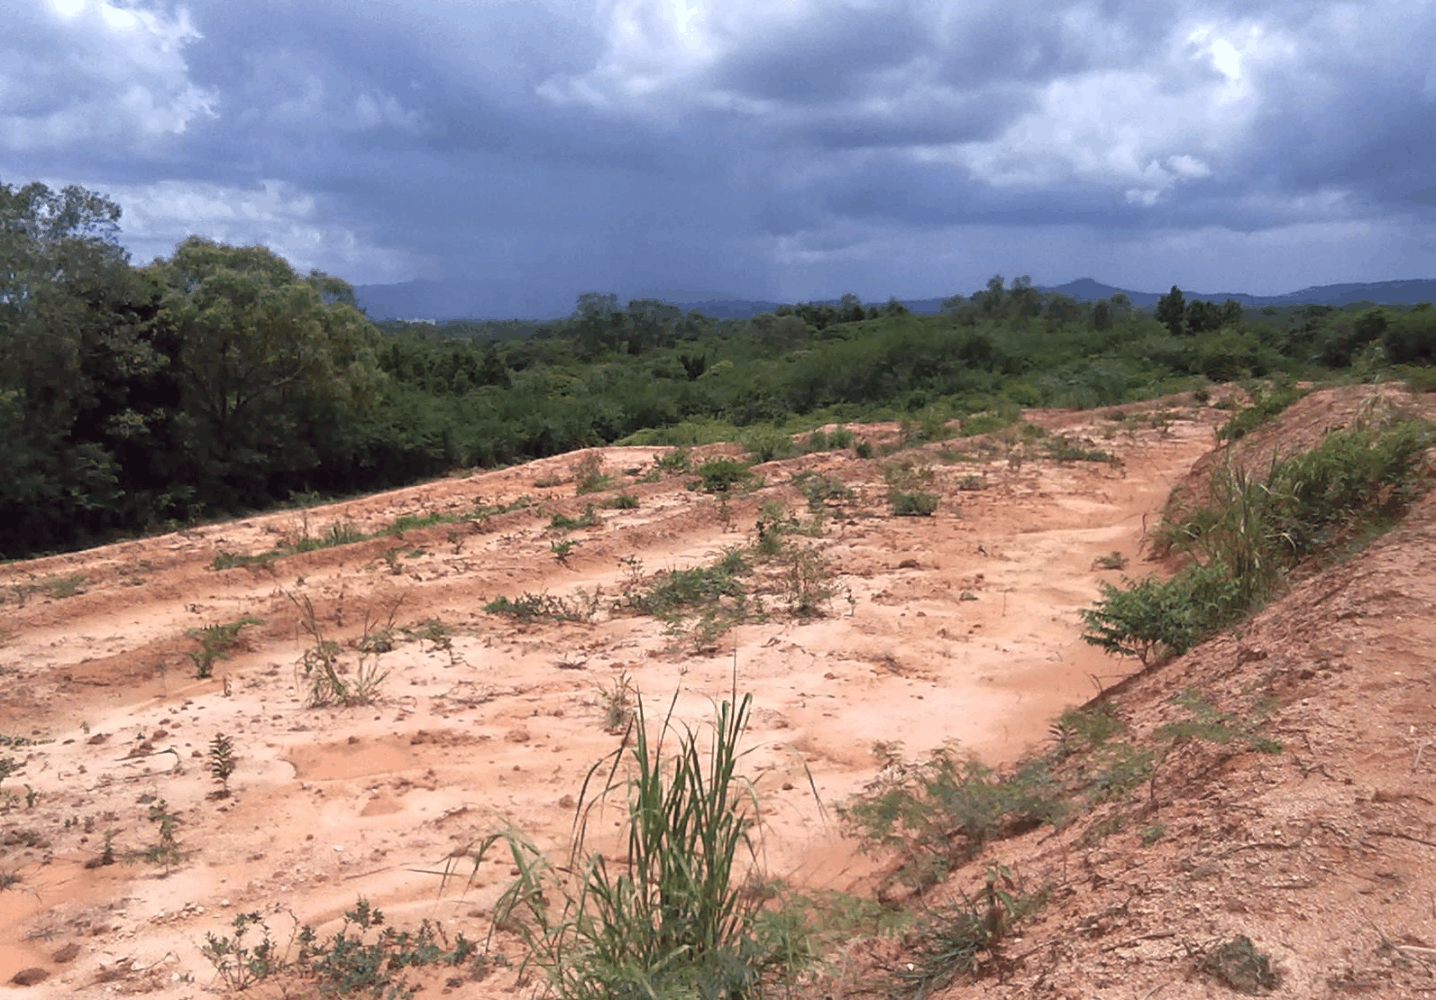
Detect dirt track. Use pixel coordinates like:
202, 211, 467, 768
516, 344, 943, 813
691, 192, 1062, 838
0, 391, 1308, 995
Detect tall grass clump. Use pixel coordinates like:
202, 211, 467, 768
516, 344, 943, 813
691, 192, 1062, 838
1085, 408, 1432, 662
462, 692, 810, 999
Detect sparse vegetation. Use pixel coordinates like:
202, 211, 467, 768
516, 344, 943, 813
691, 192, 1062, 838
291, 593, 388, 706
484, 590, 588, 624
201, 911, 286, 991
842, 748, 1065, 893
890, 490, 940, 516
572, 452, 612, 495
652, 447, 691, 475
780, 544, 838, 616
142, 799, 184, 872
1197, 934, 1280, 994
597, 672, 636, 733
791, 470, 854, 511
894, 865, 1045, 999
1215, 382, 1309, 443
843, 692, 1282, 898
201, 899, 481, 997
5, 572, 88, 605
884, 459, 941, 516
1086, 409, 1432, 662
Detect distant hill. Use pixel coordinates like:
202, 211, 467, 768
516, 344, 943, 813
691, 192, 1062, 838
355, 278, 1436, 322
1039, 278, 1436, 309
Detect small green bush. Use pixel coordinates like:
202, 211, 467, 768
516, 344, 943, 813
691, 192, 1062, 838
652, 447, 691, 474
693, 457, 754, 494
743, 427, 796, 463
890, 491, 940, 516
484, 591, 585, 624
187, 617, 261, 679
549, 505, 600, 530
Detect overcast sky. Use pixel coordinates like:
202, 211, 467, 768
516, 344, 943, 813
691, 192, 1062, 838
6, 0, 1436, 316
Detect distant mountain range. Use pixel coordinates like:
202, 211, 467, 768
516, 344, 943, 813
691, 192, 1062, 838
354, 277, 1436, 322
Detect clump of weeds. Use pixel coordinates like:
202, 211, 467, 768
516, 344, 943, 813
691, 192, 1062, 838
290, 593, 388, 707
187, 616, 261, 679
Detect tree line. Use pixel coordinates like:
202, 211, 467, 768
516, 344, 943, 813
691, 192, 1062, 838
4, 179, 1434, 558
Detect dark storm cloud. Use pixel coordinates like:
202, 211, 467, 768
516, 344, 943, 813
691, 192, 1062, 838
6, 0, 1436, 310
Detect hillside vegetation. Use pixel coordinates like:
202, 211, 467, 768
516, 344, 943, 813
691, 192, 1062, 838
6, 179, 1436, 560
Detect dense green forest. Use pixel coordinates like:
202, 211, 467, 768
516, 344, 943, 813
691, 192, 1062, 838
5, 180, 1436, 559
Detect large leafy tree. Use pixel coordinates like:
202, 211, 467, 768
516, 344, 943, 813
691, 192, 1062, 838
0, 181, 184, 554
146, 237, 383, 500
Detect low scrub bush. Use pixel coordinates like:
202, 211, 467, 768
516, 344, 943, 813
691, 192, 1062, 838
201, 899, 480, 997
693, 457, 755, 494
484, 591, 587, 624
790, 471, 854, 511
896, 865, 1045, 999
841, 748, 1065, 893
291, 594, 388, 706
572, 452, 612, 495
890, 491, 940, 516
743, 426, 797, 463
549, 505, 600, 531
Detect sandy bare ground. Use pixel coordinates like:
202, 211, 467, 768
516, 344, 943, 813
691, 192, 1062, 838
0, 391, 1273, 995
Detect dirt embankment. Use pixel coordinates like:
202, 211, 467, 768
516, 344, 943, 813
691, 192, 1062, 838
3, 388, 1429, 998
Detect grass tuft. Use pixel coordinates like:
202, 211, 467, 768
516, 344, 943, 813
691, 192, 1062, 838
451, 691, 815, 999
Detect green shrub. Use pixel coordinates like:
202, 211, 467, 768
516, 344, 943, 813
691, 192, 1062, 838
1081, 561, 1244, 663
826, 425, 855, 449
895, 865, 1044, 998
626, 562, 747, 618
549, 505, 600, 530
652, 447, 691, 474
572, 452, 612, 495
743, 427, 796, 463
693, 457, 754, 494
890, 491, 940, 516
790, 471, 854, 511
959, 406, 1021, 437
